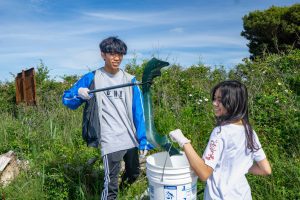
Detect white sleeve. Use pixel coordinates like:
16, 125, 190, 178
253, 131, 266, 162
202, 128, 224, 169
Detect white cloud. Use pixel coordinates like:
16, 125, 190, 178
53, 49, 100, 70
5, 0, 297, 81
169, 27, 184, 33
82, 8, 242, 25
82, 12, 139, 22
127, 33, 247, 52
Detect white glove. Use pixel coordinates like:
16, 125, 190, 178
78, 87, 91, 100
139, 150, 148, 158
169, 129, 191, 148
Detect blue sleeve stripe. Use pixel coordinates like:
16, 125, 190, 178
136, 80, 145, 122
132, 77, 146, 147
132, 77, 154, 150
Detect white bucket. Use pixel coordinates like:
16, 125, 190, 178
146, 151, 198, 200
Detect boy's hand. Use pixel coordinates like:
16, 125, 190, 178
78, 87, 91, 100
169, 129, 191, 148
139, 150, 148, 158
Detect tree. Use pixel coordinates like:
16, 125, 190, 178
241, 4, 300, 59
36, 59, 50, 85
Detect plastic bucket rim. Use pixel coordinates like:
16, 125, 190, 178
146, 152, 191, 170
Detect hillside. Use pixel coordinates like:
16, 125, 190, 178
0, 50, 299, 199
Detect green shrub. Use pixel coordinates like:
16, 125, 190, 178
0, 50, 299, 199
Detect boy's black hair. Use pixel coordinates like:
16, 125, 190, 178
99, 36, 127, 55
211, 80, 259, 152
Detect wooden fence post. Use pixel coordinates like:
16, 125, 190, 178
15, 68, 37, 105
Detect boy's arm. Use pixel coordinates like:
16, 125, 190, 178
132, 78, 154, 151
62, 72, 94, 110
248, 158, 272, 176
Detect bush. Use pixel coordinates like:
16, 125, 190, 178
0, 51, 299, 199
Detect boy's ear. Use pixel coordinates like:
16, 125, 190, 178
101, 52, 105, 60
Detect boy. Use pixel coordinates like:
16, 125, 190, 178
62, 36, 152, 199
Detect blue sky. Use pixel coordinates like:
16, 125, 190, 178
0, 0, 298, 82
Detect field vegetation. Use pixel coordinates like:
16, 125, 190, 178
0, 49, 299, 199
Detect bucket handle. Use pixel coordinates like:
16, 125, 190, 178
160, 142, 174, 182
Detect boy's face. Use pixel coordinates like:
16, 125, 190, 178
101, 52, 123, 74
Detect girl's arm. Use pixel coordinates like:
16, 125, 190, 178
248, 158, 272, 176
183, 143, 213, 181
250, 131, 272, 176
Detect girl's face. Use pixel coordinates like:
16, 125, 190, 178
213, 88, 228, 117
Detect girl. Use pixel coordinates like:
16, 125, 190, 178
169, 80, 271, 200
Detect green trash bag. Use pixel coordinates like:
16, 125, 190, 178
142, 58, 180, 156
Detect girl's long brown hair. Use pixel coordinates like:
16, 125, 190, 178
211, 80, 259, 152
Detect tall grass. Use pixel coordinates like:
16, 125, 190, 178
0, 50, 299, 199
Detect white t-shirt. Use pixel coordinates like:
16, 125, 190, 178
203, 124, 266, 200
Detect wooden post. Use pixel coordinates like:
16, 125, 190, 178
31, 70, 36, 105
15, 68, 36, 105
22, 70, 27, 104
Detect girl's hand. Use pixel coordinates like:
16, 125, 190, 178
248, 158, 272, 176
169, 129, 191, 147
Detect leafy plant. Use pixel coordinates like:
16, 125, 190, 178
0, 50, 299, 199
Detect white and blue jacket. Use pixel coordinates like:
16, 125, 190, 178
62, 69, 153, 152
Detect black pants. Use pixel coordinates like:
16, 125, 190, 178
101, 147, 140, 200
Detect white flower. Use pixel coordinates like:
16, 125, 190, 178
189, 94, 193, 97
204, 98, 208, 102
278, 82, 282, 86
275, 100, 279, 103
284, 89, 288, 93
197, 102, 201, 105
199, 99, 203, 102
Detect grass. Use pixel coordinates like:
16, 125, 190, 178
1, 50, 299, 199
